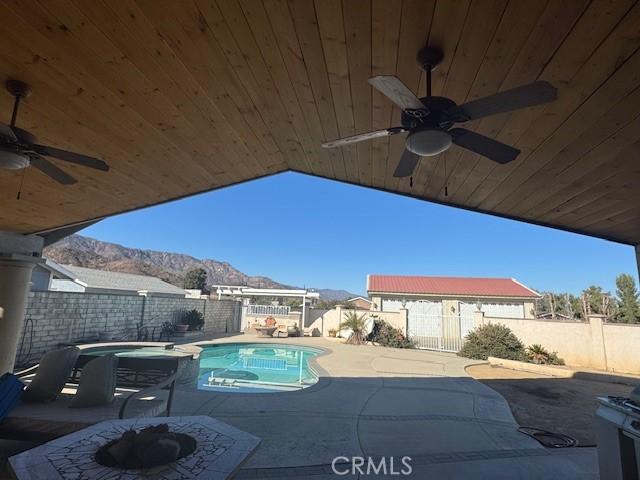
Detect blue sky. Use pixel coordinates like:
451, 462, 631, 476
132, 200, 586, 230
81, 172, 638, 296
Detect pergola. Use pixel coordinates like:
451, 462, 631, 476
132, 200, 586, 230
213, 286, 320, 331
1, 1, 639, 374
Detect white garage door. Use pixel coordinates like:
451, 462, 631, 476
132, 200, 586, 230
459, 301, 524, 319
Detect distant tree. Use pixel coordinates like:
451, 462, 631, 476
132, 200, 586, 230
535, 291, 581, 319
565, 294, 583, 320
581, 285, 616, 319
183, 268, 208, 291
315, 299, 347, 310
613, 274, 639, 323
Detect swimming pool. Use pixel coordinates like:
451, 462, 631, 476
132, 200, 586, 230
197, 343, 322, 393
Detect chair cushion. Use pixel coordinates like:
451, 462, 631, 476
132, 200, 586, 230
7, 391, 168, 424
22, 347, 80, 403
70, 354, 118, 408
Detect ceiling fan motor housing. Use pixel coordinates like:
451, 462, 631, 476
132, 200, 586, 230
400, 96, 457, 130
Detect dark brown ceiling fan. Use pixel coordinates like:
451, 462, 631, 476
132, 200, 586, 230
0, 79, 109, 185
322, 47, 557, 178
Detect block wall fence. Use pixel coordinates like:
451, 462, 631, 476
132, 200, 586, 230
17, 291, 241, 365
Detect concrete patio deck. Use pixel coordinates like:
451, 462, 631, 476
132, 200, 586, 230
172, 334, 598, 479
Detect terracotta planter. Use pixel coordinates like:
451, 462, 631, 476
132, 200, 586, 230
174, 324, 189, 333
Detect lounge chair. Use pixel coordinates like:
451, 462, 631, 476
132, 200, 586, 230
0, 354, 179, 443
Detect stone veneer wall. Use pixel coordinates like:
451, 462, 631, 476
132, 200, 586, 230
17, 291, 240, 364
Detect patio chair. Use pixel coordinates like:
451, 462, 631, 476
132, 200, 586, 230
0, 354, 179, 444
273, 324, 289, 338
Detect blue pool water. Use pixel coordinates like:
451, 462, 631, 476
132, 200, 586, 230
197, 343, 322, 393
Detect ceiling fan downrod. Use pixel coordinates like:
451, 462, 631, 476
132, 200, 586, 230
417, 46, 442, 98
6, 80, 31, 128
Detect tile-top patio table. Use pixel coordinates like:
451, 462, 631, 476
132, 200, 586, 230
9, 416, 260, 480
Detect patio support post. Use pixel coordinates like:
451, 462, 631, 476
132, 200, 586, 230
635, 245, 639, 280
301, 294, 306, 330
0, 231, 44, 374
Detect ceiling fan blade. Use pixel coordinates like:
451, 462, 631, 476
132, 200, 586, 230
450, 128, 519, 164
29, 155, 77, 184
30, 144, 109, 171
393, 149, 421, 177
452, 81, 557, 121
0, 123, 17, 142
368, 76, 427, 112
322, 127, 407, 148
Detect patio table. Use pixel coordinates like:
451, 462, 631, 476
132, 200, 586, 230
254, 326, 277, 338
9, 415, 260, 480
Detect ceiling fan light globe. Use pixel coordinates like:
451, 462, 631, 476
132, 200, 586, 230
405, 129, 452, 156
0, 149, 30, 170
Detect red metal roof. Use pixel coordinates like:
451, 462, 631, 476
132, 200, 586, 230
367, 275, 539, 298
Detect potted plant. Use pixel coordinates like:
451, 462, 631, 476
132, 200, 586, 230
173, 310, 190, 334
328, 328, 337, 338
174, 323, 189, 334
183, 309, 204, 331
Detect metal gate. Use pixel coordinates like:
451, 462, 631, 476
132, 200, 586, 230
407, 302, 474, 352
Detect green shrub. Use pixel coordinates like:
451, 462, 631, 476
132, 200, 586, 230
458, 323, 526, 361
182, 309, 204, 331
526, 344, 565, 365
368, 319, 414, 348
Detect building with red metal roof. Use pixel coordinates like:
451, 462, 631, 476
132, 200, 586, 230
367, 274, 540, 324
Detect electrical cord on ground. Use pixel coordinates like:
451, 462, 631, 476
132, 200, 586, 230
517, 426, 578, 448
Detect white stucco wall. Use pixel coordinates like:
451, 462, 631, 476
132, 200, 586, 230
481, 314, 640, 375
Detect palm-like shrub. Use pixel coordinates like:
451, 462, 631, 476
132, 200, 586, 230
339, 311, 368, 345
525, 344, 549, 364
458, 323, 526, 361
526, 344, 565, 365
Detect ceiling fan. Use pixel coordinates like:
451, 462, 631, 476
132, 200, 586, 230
322, 47, 557, 178
0, 79, 109, 186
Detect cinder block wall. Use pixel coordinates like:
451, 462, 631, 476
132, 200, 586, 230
204, 299, 240, 334
18, 291, 240, 364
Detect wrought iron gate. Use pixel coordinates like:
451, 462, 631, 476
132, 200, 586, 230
407, 305, 474, 352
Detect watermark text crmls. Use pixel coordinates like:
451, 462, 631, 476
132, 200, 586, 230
331, 456, 412, 476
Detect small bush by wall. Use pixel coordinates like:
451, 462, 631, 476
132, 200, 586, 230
458, 323, 527, 361
368, 319, 414, 349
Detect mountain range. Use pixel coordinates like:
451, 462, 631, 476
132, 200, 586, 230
43, 235, 356, 301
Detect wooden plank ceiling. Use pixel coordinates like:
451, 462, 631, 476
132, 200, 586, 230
0, 0, 639, 244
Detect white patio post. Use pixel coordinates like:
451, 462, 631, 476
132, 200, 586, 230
301, 294, 306, 330
0, 231, 44, 374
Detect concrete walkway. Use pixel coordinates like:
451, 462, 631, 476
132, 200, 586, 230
172, 334, 598, 479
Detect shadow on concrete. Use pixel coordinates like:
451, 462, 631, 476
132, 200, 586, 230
468, 366, 636, 447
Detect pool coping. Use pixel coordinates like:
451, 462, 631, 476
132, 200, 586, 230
186, 339, 334, 396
